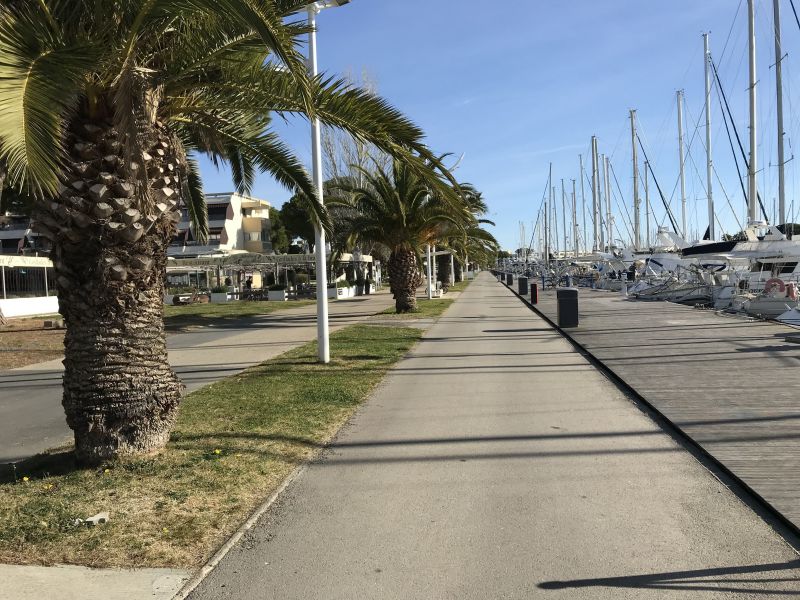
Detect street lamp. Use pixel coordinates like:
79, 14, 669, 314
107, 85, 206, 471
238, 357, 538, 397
307, 0, 351, 363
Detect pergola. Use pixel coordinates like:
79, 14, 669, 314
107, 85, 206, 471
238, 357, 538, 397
165, 251, 375, 289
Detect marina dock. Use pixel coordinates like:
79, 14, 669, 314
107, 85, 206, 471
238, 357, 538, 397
509, 280, 800, 533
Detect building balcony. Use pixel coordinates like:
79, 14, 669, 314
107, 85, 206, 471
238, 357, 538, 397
242, 217, 265, 234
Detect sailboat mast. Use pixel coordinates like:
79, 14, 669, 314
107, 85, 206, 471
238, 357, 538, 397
579, 154, 587, 254
591, 136, 600, 252
545, 163, 551, 269
605, 156, 613, 250
561, 179, 567, 258
599, 153, 606, 251
773, 0, 786, 225
644, 160, 651, 247
552, 186, 558, 258
630, 109, 640, 249
677, 89, 687, 238
747, 0, 758, 223
544, 201, 549, 269
572, 179, 579, 259
704, 33, 715, 239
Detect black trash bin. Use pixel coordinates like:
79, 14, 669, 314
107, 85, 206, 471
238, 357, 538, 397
506, 273, 513, 286
556, 287, 579, 328
518, 276, 529, 296
531, 282, 539, 304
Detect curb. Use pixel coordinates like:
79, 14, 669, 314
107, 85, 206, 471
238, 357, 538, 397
497, 276, 800, 550
171, 464, 308, 599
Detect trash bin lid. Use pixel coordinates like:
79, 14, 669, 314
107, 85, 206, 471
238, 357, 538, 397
556, 287, 578, 299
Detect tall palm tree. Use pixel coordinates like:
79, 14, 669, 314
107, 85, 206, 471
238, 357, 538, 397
331, 159, 469, 312
0, 1, 439, 462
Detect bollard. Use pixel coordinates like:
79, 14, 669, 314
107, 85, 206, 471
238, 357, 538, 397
531, 282, 539, 304
506, 273, 513, 286
621, 273, 628, 297
556, 287, 579, 328
518, 276, 529, 296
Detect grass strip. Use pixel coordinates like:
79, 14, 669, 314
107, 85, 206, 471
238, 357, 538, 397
0, 324, 423, 568
379, 298, 454, 319
448, 279, 473, 292
163, 299, 316, 331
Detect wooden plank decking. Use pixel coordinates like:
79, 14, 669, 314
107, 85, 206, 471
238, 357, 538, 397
512, 282, 800, 532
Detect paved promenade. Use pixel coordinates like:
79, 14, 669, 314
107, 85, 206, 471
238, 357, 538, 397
189, 273, 800, 599
0, 292, 393, 463
530, 286, 800, 535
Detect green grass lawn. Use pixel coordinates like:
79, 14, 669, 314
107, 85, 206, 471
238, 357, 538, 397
379, 298, 454, 319
448, 279, 473, 292
0, 324, 422, 568
163, 299, 316, 330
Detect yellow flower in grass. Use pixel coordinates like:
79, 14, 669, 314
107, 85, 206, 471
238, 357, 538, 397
213, 449, 221, 455
22, 476, 29, 483
103, 468, 111, 474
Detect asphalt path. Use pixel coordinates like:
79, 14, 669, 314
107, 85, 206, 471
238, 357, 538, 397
189, 272, 800, 600
0, 293, 393, 463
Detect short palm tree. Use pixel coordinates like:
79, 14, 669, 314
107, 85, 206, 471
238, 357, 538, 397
331, 160, 467, 312
0, 1, 437, 462
447, 183, 499, 275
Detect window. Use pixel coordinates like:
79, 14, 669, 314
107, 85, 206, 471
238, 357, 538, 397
207, 205, 228, 221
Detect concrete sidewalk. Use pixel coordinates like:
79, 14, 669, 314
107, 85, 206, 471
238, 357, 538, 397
0, 292, 394, 463
188, 272, 800, 599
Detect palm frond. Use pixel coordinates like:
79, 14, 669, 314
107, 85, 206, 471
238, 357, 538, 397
182, 155, 209, 242
0, 7, 97, 195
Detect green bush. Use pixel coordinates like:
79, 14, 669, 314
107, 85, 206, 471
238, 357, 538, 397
167, 286, 196, 295
210, 285, 228, 293
268, 284, 287, 291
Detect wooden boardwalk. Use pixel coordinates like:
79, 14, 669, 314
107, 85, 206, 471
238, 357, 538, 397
512, 282, 800, 533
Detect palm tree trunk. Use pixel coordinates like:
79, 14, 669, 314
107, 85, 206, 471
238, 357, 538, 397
387, 247, 418, 312
34, 118, 185, 463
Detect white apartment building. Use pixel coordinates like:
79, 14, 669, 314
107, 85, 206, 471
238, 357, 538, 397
169, 192, 273, 258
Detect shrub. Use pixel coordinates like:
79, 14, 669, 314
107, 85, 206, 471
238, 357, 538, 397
268, 284, 287, 291
210, 285, 228, 293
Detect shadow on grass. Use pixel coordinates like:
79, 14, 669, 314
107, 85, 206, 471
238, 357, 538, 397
0, 450, 82, 483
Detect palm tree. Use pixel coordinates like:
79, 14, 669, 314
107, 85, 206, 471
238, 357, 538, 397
0, 1, 438, 463
446, 184, 499, 277
331, 159, 470, 312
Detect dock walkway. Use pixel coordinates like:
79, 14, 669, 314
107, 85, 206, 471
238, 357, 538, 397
521, 281, 800, 534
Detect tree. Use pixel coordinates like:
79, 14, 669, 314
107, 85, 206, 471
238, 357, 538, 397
321, 69, 391, 184
0, 1, 440, 462
331, 159, 468, 312
442, 184, 498, 274
268, 207, 288, 253
279, 191, 316, 246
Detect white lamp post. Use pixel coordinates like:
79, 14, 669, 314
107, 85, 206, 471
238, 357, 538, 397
307, 0, 351, 363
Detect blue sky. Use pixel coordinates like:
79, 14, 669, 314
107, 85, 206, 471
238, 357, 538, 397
196, 0, 800, 251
